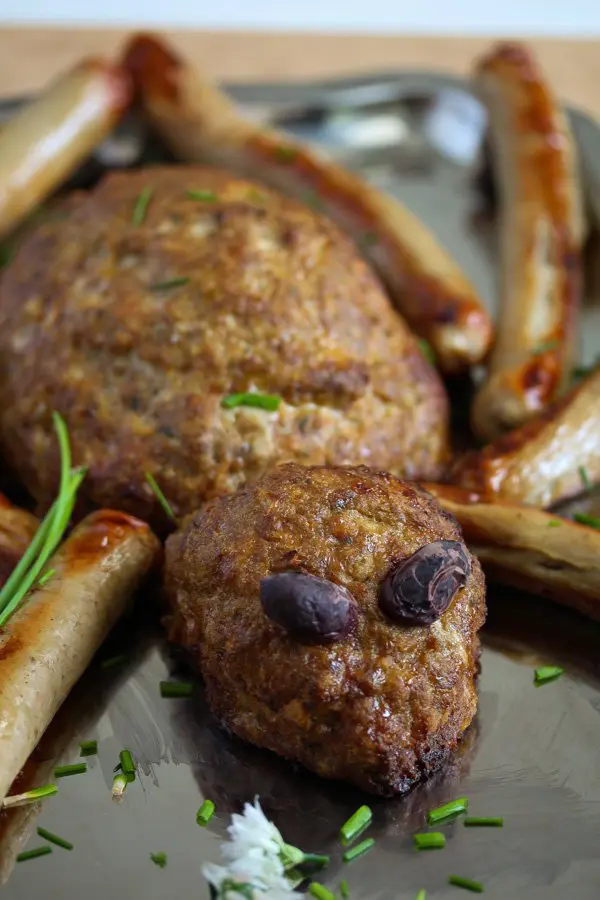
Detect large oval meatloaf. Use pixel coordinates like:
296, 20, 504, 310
165, 464, 486, 795
0, 166, 448, 524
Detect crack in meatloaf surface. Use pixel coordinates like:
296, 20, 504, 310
164, 464, 486, 795
0, 166, 448, 527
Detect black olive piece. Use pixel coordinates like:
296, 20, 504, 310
380, 540, 470, 626
260, 572, 356, 644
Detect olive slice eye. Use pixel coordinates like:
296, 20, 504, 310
260, 572, 356, 644
379, 540, 471, 626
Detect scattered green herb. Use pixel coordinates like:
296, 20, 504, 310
0, 242, 14, 268
1, 784, 57, 810
54, 763, 87, 779
340, 879, 349, 899
415, 891, 427, 900
36, 568, 56, 588
413, 832, 446, 850
221, 392, 282, 412
579, 466, 592, 490
340, 805, 372, 844
361, 231, 377, 248
132, 187, 153, 226
308, 883, 336, 900
150, 852, 168, 868
427, 797, 468, 825
145, 472, 177, 522
547, 520, 562, 527
534, 665, 564, 687
301, 854, 330, 869
419, 339, 436, 366
304, 191, 324, 211
464, 818, 504, 828
37, 827, 73, 850
275, 146, 297, 163
197, 799, 215, 826
573, 512, 600, 529
16, 846, 52, 863
534, 339, 558, 355
160, 680, 193, 698
218, 880, 254, 900
342, 838, 375, 863
149, 277, 190, 291
448, 875, 484, 893
119, 750, 135, 777
186, 189, 218, 202
79, 740, 98, 757
101, 653, 128, 670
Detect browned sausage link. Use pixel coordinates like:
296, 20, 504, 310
0, 494, 38, 589
122, 33, 493, 375
471, 42, 585, 440
423, 482, 600, 621
0, 510, 159, 802
450, 365, 600, 507
0, 59, 132, 241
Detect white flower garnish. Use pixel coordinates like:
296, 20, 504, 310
202, 799, 304, 900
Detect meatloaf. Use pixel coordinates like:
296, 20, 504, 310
0, 166, 448, 525
164, 463, 486, 794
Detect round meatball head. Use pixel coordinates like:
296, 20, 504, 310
0, 166, 448, 525
165, 464, 486, 795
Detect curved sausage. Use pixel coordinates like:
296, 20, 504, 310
0, 59, 131, 241
0, 510, 159, 803
424, 483, 600, 621
471, 42, 585, 440
451, 365, 600, 507
122, 33, 493, 375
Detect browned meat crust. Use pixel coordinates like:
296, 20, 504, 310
0, 167, 449, 528
164, 464, 486, 795
0, 493, 38, 589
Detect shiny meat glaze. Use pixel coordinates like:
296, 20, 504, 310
0, 166, 448, 528
164, 464, 485, 795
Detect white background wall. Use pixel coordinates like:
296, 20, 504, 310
0, 0, 599, 36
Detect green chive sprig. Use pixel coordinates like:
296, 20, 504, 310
448, 875, 484, 893
573, 512, 600, 529
36, 568, 56, 588
427, 797, 468, 825
221, 392, 282, 412
579, 466, 592, 490
101, 653, 128, 670
342, 838, 375, 863
534, 340, 558, 355
419, 339, 436, 366
149, 277, 190, 291
145, 472, 177, 522
275, 146, 297, 163
308, 883, 335, 900
415, 891, 427, 900
413, 832, 446, 850
186, 189, 218, 202
340, 880, 349, 899
534, 665, 564, 687
132, 187, 152, 225
0, 413, 85, 628
16, 846, 52, 863
160, 680, 193, 698
119, 750, 136, 778
2, 784, 57, 810
301, 853, 330, 869
547, 519, 562, 527
150, 852, 167, 868
112, 772, 129, 802
197, 799, 215, 826
80, 740, 98, 757
37, 826, 73, 850
464, 817, 503, 828
340, 805, 372, 844
54, 763, 87, 779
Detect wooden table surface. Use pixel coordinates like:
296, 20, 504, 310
1, 28, 600, 120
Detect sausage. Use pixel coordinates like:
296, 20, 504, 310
424, 483, 600, 621
0, 493, 38, 589
0, 59, 131, 241
450, 364, 600, 507
0, 510, 159, 803
122, 33, 493, 375
471, 42, 585, 440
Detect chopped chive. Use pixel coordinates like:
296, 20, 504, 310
2, 784, 57, 810
547, 519, 561, 527
448, 875, 484, 893
464, 817, 504, 828
419, 339, 436, 366
80, 740, 98, 756
342, 838, 375, 863
362, 231, 377, 248
54, 763, 87, 778
160, 680, 193, 698
534, 665, 564, 687
112, 772, 129, 802
281, 843, 305, 870
221, 392, 282, 412
145, 472, 177, 522
186, 189, 218, 202
573, 512, 600, 529
119, 749, 135, 777
150, 852, 167, 868
304, 191, 324, 211
427, 797, 468, 824
413, 832, 446, 850
308, 883, 336, 900
37, 826, 73, 850
197, 799, 215, 826
132, 187, 152, 226
0, 242, 14, 268
101, 653, 128, 670
415, 892, 427, 900
340, 805, 372, 844
275, 145, 297, 163
149, 277, 190, 291
16, 846, 52, 863
340, 880, 349, 899
534, 339, 558, 355
579, 466, 592, 490
36, 568, 56, 588
301, 853, 330, 869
